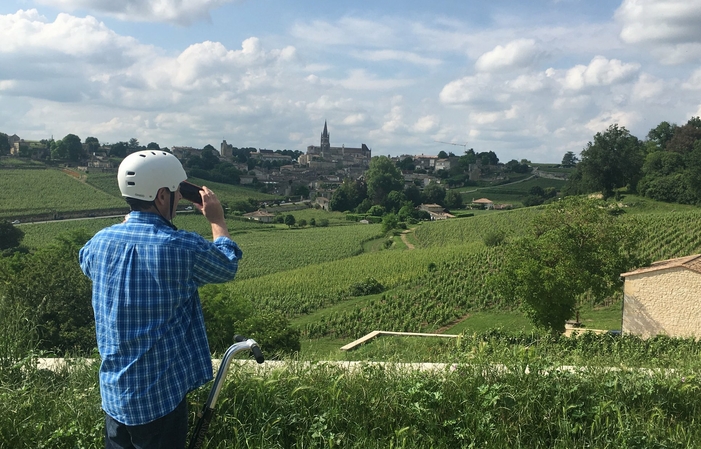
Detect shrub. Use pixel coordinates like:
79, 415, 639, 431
348, 277, 385, 296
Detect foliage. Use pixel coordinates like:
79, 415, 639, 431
348, 277, 385, 296
0, 230, 95, 353
444, 190, 463, 209
235, 312, 301, 358
365, 156, 404, 206
284, 214, 296, 227
422, 182, 446, 205
564, 124, 644, 198
381, 213, 399, 234
483, 229, 506, 247
492, 197, 645, 334
0, 220, 24, 250
329, 178, 367, 212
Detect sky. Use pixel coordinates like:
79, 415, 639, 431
1, 0, 701, 163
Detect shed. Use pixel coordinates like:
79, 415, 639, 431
620, 254, 701, 339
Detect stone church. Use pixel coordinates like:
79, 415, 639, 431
297, 121, 371, 169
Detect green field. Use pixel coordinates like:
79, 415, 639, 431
457, 176, 567, 206
8, 182, 701, 447
0, 168, 125, 218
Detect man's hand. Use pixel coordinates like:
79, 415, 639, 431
195, 186, 231, 240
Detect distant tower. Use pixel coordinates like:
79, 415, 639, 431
320, 121, 331, 157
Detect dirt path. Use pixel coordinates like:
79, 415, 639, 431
400, 229, 415, 249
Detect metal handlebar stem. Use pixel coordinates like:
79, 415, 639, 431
188, 336, 264, 449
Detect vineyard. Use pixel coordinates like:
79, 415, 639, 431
13, 191, 701, 342
0, 168, 124, 218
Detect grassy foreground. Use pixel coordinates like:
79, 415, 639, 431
3, 332, 700, 449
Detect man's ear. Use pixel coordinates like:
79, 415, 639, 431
155, 188, 168, 205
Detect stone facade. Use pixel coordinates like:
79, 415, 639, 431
621, 254, 701, 339
301, 121, 371, 169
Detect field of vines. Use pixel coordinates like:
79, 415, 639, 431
0, 169, 124, 218
13, 193, 701, 342
18, 214, 384, 280
413, 208, 542, 247
303, 245, 508, 339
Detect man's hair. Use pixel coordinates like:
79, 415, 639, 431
125, 197, 155, 211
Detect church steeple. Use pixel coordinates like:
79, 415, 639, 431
320, 120, 330, 155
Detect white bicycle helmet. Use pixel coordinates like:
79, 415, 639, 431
118, 150, 187, 200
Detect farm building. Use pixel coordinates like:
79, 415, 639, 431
242, 210, 275, 223
620, 254, 701, 339
471, 198, 494, 209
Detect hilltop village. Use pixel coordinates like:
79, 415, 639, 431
1, 122, 541, 207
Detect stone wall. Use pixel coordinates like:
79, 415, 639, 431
623, 267, 701, 338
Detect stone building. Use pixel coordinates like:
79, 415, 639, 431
298, 121, 371, 169
620, 254, 701, 338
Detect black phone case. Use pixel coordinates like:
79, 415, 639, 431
180, 181, 203, 204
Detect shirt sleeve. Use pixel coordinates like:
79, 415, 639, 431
191, 236, 243, 286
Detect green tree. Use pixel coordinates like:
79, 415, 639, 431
0, 132, 10, 155
493, 197, 644, 334
561, 151, 579, 167
85, 136, 100, 153
385, 190, 406, 213
666, 117, 701, 155
645, 121, 677, 153
444, 190, 463, 209
146, 142, 160, 150
0, 220, 24, 251
284, 214, 296, 228
397, 157, 415, 171
330, 178, 367, 212
422, 183, 446, 205
366, 156, 404, 206
51, 139, 68, 159
62, 134, 84, 161
381, 213, 399, 234
1, 230, 94, 353
109, 142, 128, 158
564, 124, 644, 198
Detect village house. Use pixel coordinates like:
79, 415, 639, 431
242, 210, 276, 223
620, 254, 701, 339
419, 203, 454, 220
471, 198, 494, 209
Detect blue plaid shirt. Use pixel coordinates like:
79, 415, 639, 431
79, 211, 242, 426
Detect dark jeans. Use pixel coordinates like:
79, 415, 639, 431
104, 397, 188, 449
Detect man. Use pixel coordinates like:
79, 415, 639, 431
79, 150, 242, 448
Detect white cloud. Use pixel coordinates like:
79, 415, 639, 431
36, 0, 236, 25
616, 0, 701, 45
336, 69, 415, 91
475, 39, 543, 72
561, 56, 640, 90
438, 73, 500, 105
343, 113, 367, 125
412, 115, 439, 133
290, 17, 399, 47
632, 73, 667, 100
683, 69, 701, 90
353, 50, 442, 67
585, 110, 641, 134
616, 0, 701, 63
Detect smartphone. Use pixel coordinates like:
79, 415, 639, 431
179, 181, 203, 204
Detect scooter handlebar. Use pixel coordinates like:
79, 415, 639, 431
252, 344, 265, 364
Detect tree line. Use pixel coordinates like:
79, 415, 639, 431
563, 117, 701, 203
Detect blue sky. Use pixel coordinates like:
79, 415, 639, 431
1, 0, 700, 162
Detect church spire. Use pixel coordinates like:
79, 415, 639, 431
320, 120, 330, 154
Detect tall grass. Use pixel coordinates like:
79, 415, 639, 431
3, 353, 697, 448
